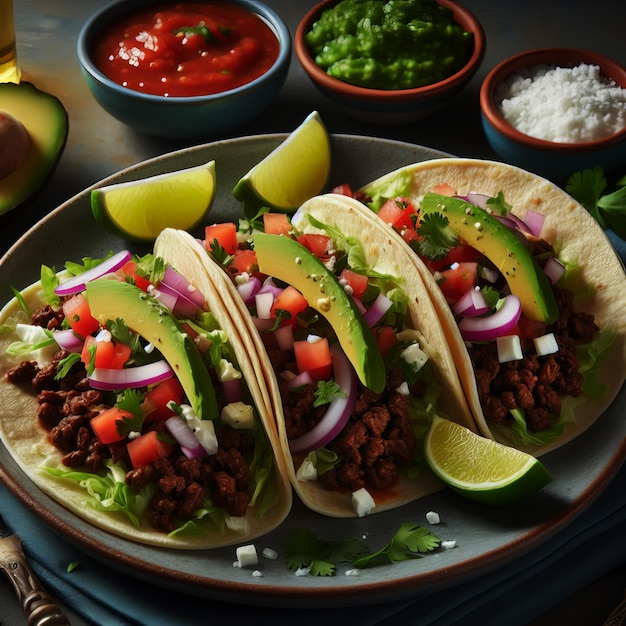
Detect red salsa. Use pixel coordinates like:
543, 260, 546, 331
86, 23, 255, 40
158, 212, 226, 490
92, 2, 280, 97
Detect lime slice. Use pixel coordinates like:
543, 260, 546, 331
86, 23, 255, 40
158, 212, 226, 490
233, 111, 331, 212
91, 160, 216, 242
425, 415, 553, 504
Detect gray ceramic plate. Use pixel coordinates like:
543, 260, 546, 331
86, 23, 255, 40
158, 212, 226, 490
0, 135, 624, 608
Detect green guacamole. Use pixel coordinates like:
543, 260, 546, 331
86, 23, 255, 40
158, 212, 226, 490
305, 0, 473, 90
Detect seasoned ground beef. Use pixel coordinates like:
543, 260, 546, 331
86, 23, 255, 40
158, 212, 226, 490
4, 305, 254, 533
469, 285, 598, 432
281, 367, 416, 493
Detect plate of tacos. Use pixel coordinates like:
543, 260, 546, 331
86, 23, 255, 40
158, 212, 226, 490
0, 135, 624, 607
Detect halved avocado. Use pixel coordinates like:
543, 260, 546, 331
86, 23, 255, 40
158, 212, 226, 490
0, 82, 68, 214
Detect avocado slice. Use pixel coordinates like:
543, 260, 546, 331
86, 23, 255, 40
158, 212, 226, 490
0, 82, 68, 214
421, 193, 559, 324
85, 278, 219, 420
253, 232, 386, 393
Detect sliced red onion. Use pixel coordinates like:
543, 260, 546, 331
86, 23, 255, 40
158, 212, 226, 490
544, 256, 566, 284
274, 324, 294, 351
466, 192, 490, 209
289, 347, 357, 454
523, 209, 546, 237
165, 415, 206, 459
53, 328, 84, 352
258, 278, 284, 298
54, 250, 132, 296
351, 296, 367, 315
161, 266, 205, 308
453, 287, 489, 317
155, 282, 201, 318
223, 378, 242, 403
88, 360, 174, 390
255, 291, 275, 319
149, 285, 178, 313
236, 276, 261, 304
252, 316, 275, 332
458, 295, 522, 342
364, 292, 393, 327
287, 370, 315, 390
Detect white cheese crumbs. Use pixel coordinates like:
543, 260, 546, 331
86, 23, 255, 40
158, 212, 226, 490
296, 457, 318, 481
496, 63, 626, 142
400, 342, 429, 373
144, 342, 155, 354
295, 566, 311, 576
441, 540, 458, 550
252, 570, 263, 577
16, 324, 57, 364
533, 332, 559, 356
218, 358, 242, 382
345, 569, 360, 576
396, 381, 410, 396
262, 548, 279, 560
220, 402, 255, 429
352, 487, 376, 517
235, 544, 258, 568
496, 335, 523, 363
426, 510, 441, 524
180, 404, 218, 455
127, 431, 141, 440
307, 334, 323, 343
234, 271, 250, 285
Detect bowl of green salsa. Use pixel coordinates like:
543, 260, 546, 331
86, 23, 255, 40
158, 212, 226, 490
295, 0, 485, 124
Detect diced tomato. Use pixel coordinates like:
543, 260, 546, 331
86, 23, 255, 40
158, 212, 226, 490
231, 248, 258, 275
81, 336, 131, 369
116, 260, 150, 291
438, 261, 479, 304
263, 212, 292, 236
62, 293, 99, 338
331, 183, 354, 197
373, 325, 398, 357
433, 183, 457, 196
516, 315, 548, 340
91, 407, 134, 444
271, 285, 308, 324
297, 233, 331, 258
339, 268, 369, 299
293, 337, 332, 381
127, 430, 174, 469
425, 245, 483, 272
401, 227, 421, 245
141, 377, 185, 423
376, 198, 415, 231
205, 222, 238, 255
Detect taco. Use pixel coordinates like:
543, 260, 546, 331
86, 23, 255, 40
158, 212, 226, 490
0, 250, 292, 548
155, 199, 476, 518
351, 157, 626, 454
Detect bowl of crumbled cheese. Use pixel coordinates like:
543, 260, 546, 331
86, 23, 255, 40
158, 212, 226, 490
480, 47, 626, 182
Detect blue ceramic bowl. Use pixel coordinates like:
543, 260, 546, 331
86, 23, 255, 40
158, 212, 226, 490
294, 0, 485, 125
77, 0, 291, 140
480, 48, 626, 183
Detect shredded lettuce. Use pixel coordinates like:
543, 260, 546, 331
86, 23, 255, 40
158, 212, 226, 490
364, 169, 413, 212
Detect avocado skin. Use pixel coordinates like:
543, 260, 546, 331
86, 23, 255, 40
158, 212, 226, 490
0, 82, 68, 214
253, 232, 386, 393
85, 278, 218, 420
421, 193, 559, 324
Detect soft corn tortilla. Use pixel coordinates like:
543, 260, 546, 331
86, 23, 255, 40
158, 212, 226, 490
0, 267, 292, 549
154, 203, 476, 518
360, 157, 626, 455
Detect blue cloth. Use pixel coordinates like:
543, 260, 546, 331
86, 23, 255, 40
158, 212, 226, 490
1, 233, 625, 626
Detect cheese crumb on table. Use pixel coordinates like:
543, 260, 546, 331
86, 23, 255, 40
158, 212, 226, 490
496, 63, 626, 142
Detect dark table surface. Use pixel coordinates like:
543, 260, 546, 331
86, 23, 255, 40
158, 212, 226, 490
1, 1, 626, 624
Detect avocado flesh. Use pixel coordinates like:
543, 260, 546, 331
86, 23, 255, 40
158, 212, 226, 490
85, 278, 218, 420
421, 193, 559, 324
0, 82, 68, 214
253, 232, 386, 393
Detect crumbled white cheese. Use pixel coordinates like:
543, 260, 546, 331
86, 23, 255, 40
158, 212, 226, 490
441, 540, 458, 550
496, 63, 626, 142
235, 544, 258, 568
400, 342, 429, 373
533, 333, 559, 356
218, 359, 242, 382
252, 570, 263, 577
16, 323, 56, 364
180, 404, 218, 455
295, 566, 311, 576
352, 487, 376, 517
345, 569, 360, 576
220, 402, 255, 429
426, 510, 441, 524
396, 381, 410, 396
496, 335, 523, 363
296, 457, 318, 482
262, 548, 278, 560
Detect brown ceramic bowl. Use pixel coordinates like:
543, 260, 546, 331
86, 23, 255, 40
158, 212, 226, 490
480, 47, 626, 182
295, 0, 485, 124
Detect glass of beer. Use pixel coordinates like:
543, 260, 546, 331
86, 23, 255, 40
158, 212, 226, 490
0, 0, 20, 83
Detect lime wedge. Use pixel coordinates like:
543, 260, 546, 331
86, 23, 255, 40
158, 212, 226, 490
425, 415, 553, 504
233, 111, 331, 212
91, 160, 216, 242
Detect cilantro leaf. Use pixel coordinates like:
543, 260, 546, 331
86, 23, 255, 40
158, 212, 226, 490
114, 389, 145, 437
313, 380, 346, 407
597, 184, 626, 239
566, 167, 609, 229
351, 522, 440, 568
485, 191, 512, 215
415, 212, 459, 259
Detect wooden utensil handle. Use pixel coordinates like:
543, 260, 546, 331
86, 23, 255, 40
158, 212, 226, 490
0, 533, 70, 626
